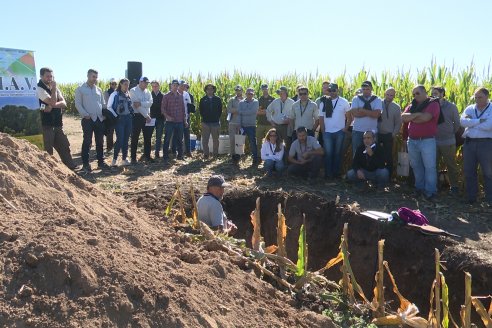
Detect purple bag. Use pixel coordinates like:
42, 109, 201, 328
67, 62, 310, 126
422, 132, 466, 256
397, 207, 429, 226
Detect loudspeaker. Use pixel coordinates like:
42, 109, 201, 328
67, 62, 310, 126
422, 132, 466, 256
127, 61, 142, 88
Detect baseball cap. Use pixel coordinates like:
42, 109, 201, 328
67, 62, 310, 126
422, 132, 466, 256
261, 84, 269, 90
139, 77, 150, 83
207, 175, 230, 188
234, 85, 243, 91
276, 86, 288, 94
171, 79, 180, 85
109, 78, 117, 84
179, 80, 187, 85
328, 83, 338, 90
246, 88, 255, 94
361, 80, 372, 88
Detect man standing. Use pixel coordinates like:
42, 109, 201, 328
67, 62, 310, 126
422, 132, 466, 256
347, 130, 389, 190
174, 80, 194, 157
199, 83, 222, 159
287, 127, 324, 179
75, 69, 108, 172
432, 86, 461, 194
460, 87, 492, 205
150, 81, 165, 158
257, 84, 275, 155
130, 77, 153, 163
238, 88, 260, 166
266, 86, 294, 149
377, 87, 402, 177
349, 81, 383, 156
103, 78, 117, 153
161, 79, 186, 161
197, 175, 237, 235
290, 86, 319, 140
36, 67, 76, 170
226, 85, 244, 161
402, 85, 441, 201
318, 83, 351, 179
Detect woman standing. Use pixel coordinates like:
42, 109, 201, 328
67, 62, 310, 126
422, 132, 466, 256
107, 78, 134, 166
260, 128, 285, 177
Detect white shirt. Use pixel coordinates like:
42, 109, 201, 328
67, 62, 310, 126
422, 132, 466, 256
351, 95, 383, 132
319, 96, 350, 133
460, 102, 492, 139
182, 90, 192, 121
129, 86, 152, 118
260, 141, 285, 161
266, 98, 294, 125
290, 100, 319, 130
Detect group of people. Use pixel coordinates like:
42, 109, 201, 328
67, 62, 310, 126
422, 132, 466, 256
36, 67, 492, 205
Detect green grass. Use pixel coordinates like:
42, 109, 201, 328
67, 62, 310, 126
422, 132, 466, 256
17, 134, 43, 150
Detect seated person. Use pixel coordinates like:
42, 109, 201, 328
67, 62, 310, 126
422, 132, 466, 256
261, 128, 285, 177
347, 130, 389, 189
197, 175, 237, 235
287, 126, 324, 179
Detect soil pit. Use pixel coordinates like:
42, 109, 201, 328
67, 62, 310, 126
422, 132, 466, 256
221, 189, 492, 319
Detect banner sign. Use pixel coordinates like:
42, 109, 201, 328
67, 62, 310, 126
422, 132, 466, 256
0, 47, 38, 110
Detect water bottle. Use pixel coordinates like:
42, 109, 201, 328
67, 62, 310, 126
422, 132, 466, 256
196, 140, 202, 151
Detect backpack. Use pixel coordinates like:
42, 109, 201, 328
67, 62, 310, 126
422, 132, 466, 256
397, 207, 429, 226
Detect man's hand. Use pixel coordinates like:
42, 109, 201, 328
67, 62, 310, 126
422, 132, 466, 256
480, 118, 487, 123
464, 115, 471, 119
43, 105, 53, 113
357, 169, 365, 180
184, 121, 189, 128
83, 115, 90, 120
145, 116, 152, 124
366, 146, 374, 156
51, 80, 57, 90
134, 101, 141, 109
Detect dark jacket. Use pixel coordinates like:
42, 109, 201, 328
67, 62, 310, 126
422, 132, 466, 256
199, 95, 222, 123
352, 143, 385, 171
151, 91, 164, 120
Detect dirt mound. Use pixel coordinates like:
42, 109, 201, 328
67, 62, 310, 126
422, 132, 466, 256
0, 133, 335, 328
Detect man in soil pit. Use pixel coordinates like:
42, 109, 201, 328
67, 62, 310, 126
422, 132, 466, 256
197, 175, 237, 235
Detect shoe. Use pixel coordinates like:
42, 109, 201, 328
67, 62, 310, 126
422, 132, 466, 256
203, 155, 209, 160
121, 159, 131, 166
176, 155, 184, 160
424, 194, 437, 202
82, 164, 92, 173
154, 153, 160, 159
413, 190, 423, 198
98, 162, 110, 170
111, 159, 118, 167
147, 157, 155, 163
185, 152, 192, 158
131, 159, 137, 165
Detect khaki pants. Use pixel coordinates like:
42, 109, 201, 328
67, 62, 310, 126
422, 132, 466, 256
256, 124, 270, 155
42, 125, 75, 169
228, 122, 241, 155
437, 144, 459, 188
201, 122, 220, 156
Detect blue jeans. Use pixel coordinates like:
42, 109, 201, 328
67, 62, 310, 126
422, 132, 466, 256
163, 121, 184, 158
463, 139, 492, 202
352, 130, 364, 157
264, 159, 285, 175
113, 114, 133, 160
407, 138, 437, 197
172, 117, 191, 154
154, 118, 165, 155
347, 168, 389, 188
242, 126, 258, 161
322, 130, 345, 178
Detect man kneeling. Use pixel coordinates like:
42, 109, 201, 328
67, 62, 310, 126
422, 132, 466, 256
347, 130, 389, 190
197, 175, 237, 235
288, 126, 324, 179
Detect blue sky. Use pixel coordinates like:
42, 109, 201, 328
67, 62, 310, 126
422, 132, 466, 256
4, 0, 492, 83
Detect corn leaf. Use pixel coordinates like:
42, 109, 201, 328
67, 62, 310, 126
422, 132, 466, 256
372, 304, 428, 328
471, 297, 492, 328
441, 273, 449, 328
296, 224, 306, 278
164, 189, 178, 217
276, 203, 287, 258
190, 184, 200, 229
461, 272, 472, 328
264, 245, 278, 254
317, 251, 343, 275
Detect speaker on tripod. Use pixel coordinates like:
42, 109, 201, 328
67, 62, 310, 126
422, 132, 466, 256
127, 61, 142, 88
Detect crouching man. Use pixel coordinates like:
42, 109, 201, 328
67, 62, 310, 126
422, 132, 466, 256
197, 175, 237, 235
347, 130, 389, 190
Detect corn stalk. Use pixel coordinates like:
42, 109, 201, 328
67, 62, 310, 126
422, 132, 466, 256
277, 203, 288, 278
190, 184, 200, 229
471, 297, 492, 327
250, 197, 261, 251
176, 183, 187, 224
461, 272, 472, 328
372, 240, 385, 318
296, 218, 307, 278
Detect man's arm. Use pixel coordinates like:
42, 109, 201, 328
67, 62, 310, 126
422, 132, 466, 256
227, 99, 237, 114
319, 115, 325, 133
451, 104, 461, 133
74, 87, 90, 118
393, 106, 402, 136
161, 94, 170, 120
411, 112, 433, 123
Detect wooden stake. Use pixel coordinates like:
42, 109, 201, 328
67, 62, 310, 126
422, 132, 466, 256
435, 249, 441, 327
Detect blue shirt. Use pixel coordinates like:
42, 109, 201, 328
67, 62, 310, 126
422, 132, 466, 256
460, 102, 492, 139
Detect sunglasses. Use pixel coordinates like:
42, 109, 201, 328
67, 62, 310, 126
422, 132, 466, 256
269, 134, 277, 137
328, 89, 337, 92
413, 92, 421, 96
299, 92, 308, 96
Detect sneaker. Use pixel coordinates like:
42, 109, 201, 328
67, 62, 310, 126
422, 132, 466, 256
121, 159, 131, 166
98, 162, 110, 170
176, 156, 184, 161
82, 164, 92, 173
111, 159, 118, 167
154, 152, 160, 159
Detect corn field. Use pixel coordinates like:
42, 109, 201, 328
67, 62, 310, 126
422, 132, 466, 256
59, 60, 492, 138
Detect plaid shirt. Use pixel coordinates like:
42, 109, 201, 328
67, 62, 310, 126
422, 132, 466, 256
161, 91, 185, 122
